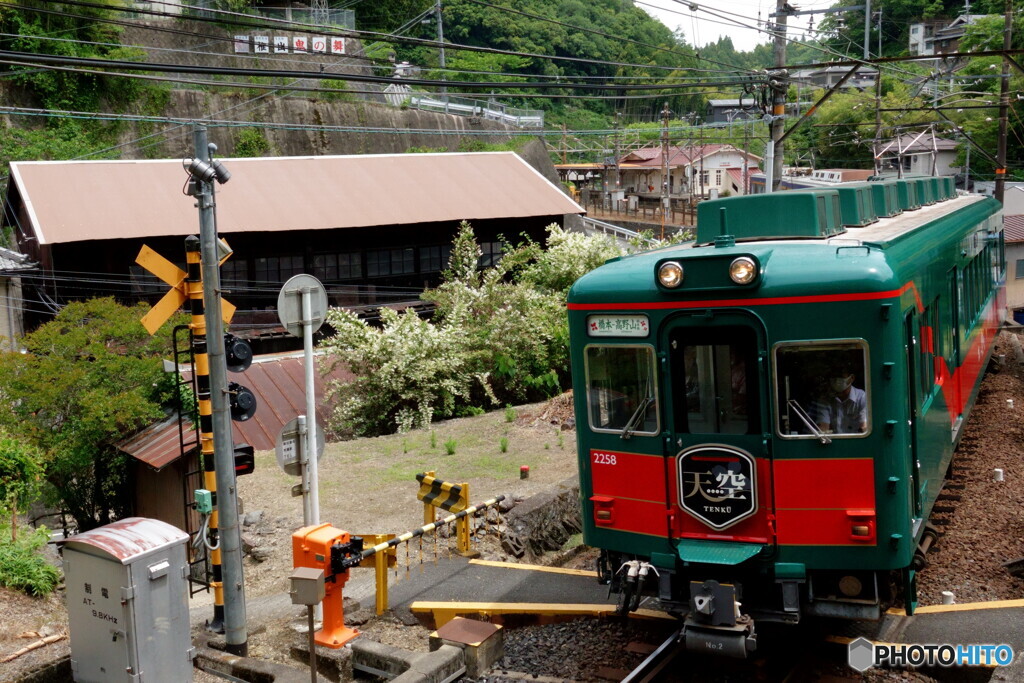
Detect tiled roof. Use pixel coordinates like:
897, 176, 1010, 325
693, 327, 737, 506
0, 246, 33, 272
1005, 215, 1024, 243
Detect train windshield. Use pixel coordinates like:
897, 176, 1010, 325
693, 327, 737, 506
670, 326, 760, 435
774, 341, 870, 438
584, 345, 658, 436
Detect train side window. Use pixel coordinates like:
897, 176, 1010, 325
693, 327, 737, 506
774, 341, 870, 439
584, 345, 659, 436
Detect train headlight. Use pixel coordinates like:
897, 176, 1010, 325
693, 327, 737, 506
658, 261, 684, 288
729, 256, 758, 284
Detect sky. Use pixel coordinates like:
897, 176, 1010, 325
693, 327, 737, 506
636, 0, 840, 54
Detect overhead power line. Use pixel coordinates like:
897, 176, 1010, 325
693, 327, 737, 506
0, 49, 761, 92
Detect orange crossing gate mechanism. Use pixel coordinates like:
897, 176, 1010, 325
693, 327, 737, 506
292, 523, 362, 648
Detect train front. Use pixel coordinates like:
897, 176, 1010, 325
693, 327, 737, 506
566, 191, 918, 658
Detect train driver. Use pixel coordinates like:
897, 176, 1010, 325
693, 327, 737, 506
814, 371, 867, 434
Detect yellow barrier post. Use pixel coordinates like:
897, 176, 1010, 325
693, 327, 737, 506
456, 482, 472, 555
357, 533, 396, 615
423, 470, 436, 526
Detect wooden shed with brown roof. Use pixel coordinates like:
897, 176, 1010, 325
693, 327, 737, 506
4, 151, 584, 331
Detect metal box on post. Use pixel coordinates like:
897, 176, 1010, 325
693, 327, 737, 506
59, 517, 193, 682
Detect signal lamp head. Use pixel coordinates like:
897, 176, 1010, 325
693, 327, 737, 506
729, 256, 758, 285
228, 382, 258, 422
658, 261, 684, 288
224, 334, 253, 373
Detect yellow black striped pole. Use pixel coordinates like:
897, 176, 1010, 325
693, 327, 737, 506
185, 235, 225, 632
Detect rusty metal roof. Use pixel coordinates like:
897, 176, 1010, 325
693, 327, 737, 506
1006, 215, 1024, 243
118, 412, 194, 471
9, 152, 584, 246
57, 517, 188, 563
118, 353, 352, 469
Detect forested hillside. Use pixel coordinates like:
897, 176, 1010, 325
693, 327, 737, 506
1, 0, 1023, 178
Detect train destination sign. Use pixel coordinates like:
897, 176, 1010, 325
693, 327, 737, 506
586, 314, 649, 337
677, 445, 757, 530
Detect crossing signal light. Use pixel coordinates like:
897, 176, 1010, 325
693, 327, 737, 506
225, 334, 253, 373
234, 443, 255, 476
228, 382, 258, 422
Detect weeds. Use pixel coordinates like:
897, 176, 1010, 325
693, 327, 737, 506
499, 437, 509, 453
0, 527, 60, 597
430, 431, 437, 449
557, 430, 565, 449
504, 405, 517, 423
444, 438, 457, 455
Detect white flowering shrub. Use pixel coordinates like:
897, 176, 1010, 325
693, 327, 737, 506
322, 221, 641, 436
321, 307, 475, 437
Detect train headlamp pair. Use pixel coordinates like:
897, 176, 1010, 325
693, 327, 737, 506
656, 256, 759, 288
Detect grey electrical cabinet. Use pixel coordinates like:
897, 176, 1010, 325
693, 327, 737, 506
59, 517, 194, 682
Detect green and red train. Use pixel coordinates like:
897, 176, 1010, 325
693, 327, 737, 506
566, 178, 1004, 656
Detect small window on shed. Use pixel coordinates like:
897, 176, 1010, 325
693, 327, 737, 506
1015, 259, 1024, 280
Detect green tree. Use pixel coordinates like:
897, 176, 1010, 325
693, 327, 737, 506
0, 298, 181, 531
0, 432, 43, 541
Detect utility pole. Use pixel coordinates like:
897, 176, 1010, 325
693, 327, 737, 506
614, 111, 622, 191
995, 0, 1011, 204
699, 116, 705, 198
873, 69, 883, 175
561, 124, 568, 165
864, 0, 871, 59
770, 0, 789, 192
660, 102, 671, 238
435, 0, 446, 101
742, 119, 750, 195
192, 126, 247, 656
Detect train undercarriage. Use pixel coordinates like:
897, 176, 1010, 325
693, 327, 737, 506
598, 549, 914, 658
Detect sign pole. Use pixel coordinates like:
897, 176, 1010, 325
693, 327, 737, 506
194, 125, 247, 656
302, 287, 321, 527
297, 414, 311, 526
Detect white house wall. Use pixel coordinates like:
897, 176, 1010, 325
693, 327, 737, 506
1006, 242, 1024, 321
0, 277, 24, 350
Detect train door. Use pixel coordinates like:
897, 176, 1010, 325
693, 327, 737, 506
904, 313, 923, 518
665, 312, 775, 547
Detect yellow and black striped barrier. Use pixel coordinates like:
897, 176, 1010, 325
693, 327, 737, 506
416, 472, 468, 513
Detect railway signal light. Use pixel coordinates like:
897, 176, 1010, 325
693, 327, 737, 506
225, 334, 253, 373
233, 443, 255, 476
228, 382, 258, 422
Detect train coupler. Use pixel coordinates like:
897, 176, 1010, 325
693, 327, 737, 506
682, 580, 757, 658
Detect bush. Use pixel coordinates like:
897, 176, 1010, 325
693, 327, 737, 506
322, 221, 640, 437
0, 527, 60, 597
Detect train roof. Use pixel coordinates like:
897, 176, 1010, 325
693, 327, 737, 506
569, 192, 1001, 305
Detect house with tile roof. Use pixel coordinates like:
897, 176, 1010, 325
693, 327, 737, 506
0, 246, 35, 349
616, 143, 761, 199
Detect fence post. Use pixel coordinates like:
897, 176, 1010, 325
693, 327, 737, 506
423, 470, 436, 526
456, 482, 471, 555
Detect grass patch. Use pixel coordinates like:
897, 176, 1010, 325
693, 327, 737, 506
0, 527, 60, 597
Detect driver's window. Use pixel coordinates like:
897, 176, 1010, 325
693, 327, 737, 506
775, 341, 870, 438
